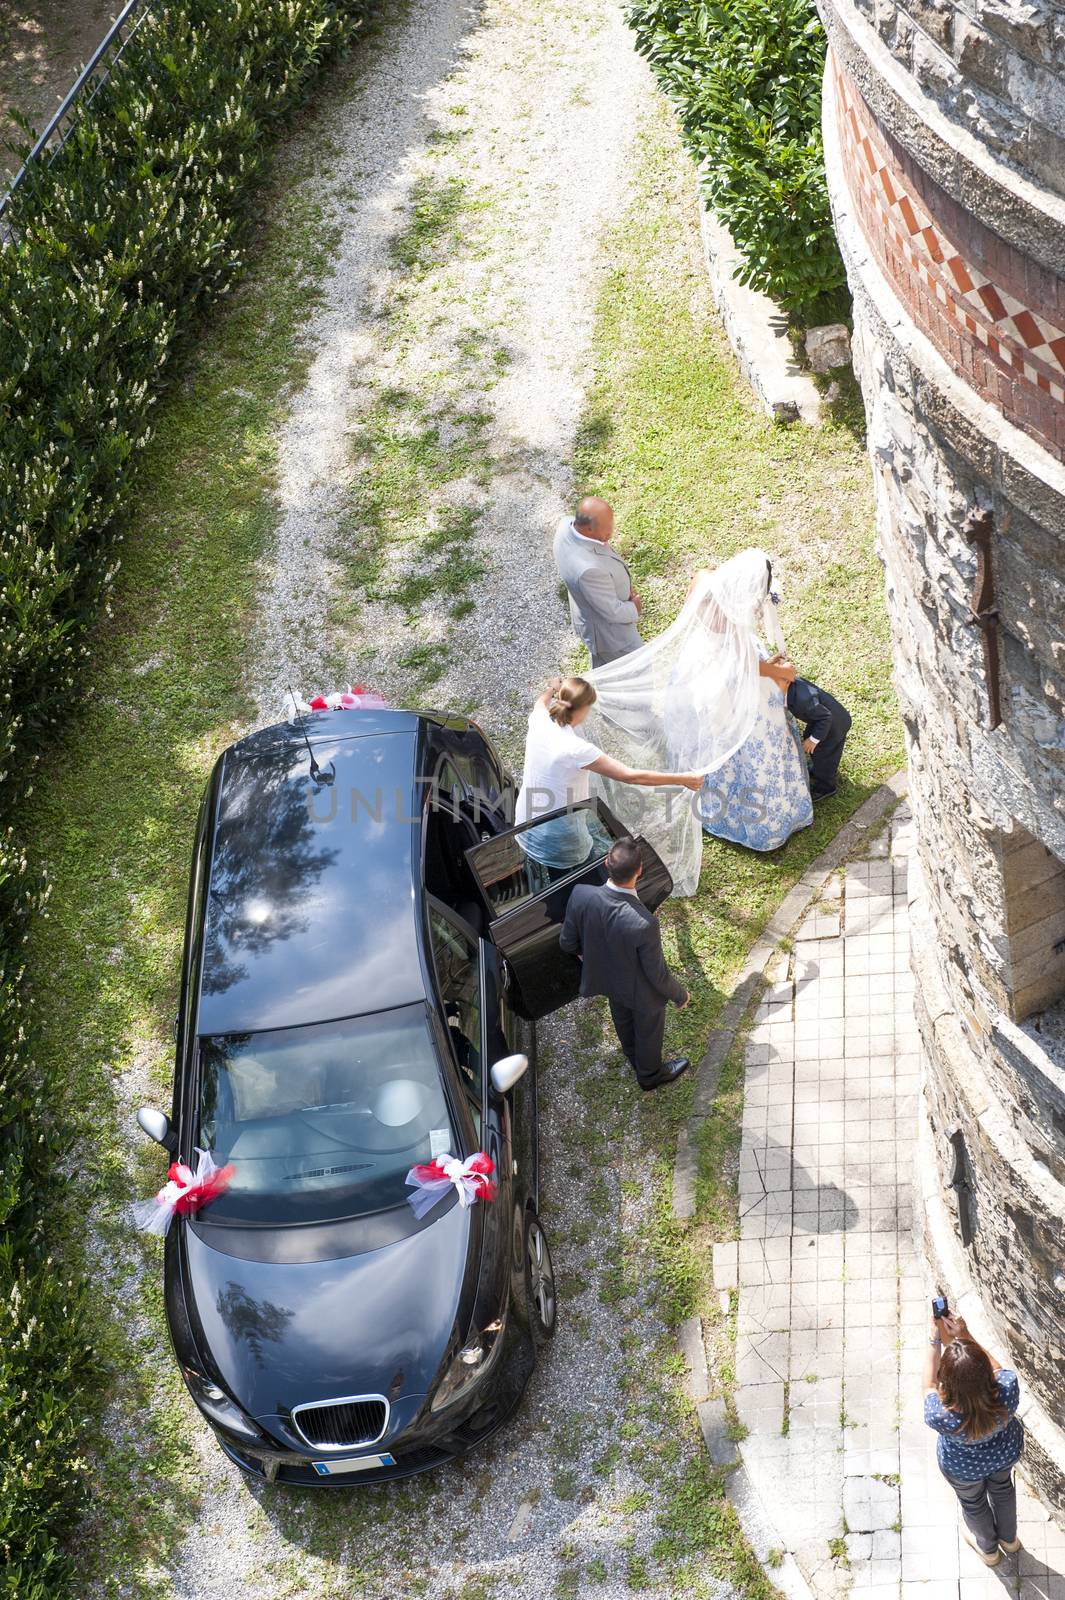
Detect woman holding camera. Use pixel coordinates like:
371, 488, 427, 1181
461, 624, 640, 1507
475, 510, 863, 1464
924, 1309, 1025, 1565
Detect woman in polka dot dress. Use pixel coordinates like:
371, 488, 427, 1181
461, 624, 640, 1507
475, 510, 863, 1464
923, 1310, 1025, 1566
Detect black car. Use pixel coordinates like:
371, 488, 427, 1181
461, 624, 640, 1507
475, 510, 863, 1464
136, 708, 671, 1485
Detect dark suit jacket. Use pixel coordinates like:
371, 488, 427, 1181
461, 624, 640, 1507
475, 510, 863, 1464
559, 883, 686, 1011
786, 677, 834, 744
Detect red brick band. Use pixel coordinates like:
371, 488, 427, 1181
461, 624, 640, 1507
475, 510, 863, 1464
832, 52, 1065, 461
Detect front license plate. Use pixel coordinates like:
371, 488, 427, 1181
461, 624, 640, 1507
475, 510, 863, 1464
312, 1452, 395, 1476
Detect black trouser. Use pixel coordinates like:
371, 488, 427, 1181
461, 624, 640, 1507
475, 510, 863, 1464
608, 1000, 666, 1088
792, 685, 851, 796
942, 1464, 1017, 1553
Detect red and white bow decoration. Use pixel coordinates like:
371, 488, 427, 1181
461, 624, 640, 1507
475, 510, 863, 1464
292, 685, 389, 713
133, 1148, 235, 1236
405, 1152, 497, 1219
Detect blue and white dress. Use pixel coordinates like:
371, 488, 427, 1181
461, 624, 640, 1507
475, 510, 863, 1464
700, 666, 813, 851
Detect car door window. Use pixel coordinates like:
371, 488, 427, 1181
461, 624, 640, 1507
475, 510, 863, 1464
461, 802, 674, 1022
428, 908, 483, 1135
466, 801, 616, 915
451, 742, 509, 825
423, 761, 485, 920
431, 758, 465, 811
500, 991, 526, 1057
434, 752, 501, 840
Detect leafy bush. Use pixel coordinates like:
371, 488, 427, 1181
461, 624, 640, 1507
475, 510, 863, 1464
627, 0, 848, 316
0, 2, 372, 1591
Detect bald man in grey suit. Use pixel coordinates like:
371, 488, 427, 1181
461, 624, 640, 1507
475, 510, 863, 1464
554, 497, 643, 668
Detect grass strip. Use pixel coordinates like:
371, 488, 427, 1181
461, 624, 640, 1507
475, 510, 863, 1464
573, 96, 902, 1063
16, 143, 347, 1600
1, 3, 378, 1592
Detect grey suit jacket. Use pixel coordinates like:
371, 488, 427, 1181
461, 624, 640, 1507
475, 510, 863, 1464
559, 883, 687, 1012
553, 517, 643, 667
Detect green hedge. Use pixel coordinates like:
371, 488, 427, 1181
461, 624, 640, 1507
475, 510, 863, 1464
0, 3, 372, 1592
627, 0, 847, 316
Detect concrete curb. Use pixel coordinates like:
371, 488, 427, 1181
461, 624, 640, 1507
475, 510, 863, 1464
671, 769, 909, 1597
698, 201, 822, 426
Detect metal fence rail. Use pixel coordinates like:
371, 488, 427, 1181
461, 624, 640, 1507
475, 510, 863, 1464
0, 0, 155, 239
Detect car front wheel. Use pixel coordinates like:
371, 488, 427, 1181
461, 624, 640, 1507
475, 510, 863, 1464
523, 1209, 556, 1343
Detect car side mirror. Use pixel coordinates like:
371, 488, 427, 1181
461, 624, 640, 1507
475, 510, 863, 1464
137, 1106, 177, 1152
490, 1053, 529, 1095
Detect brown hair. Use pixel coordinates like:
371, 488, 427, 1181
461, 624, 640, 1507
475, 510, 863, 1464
546, 676, 597, 726
937, 1337, 1008, 1441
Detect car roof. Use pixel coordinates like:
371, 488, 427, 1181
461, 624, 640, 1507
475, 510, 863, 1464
196, 715, 428, 1035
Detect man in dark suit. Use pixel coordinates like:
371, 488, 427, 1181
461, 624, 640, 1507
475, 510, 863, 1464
786, 677, 852, 801
762, 559, 852, 802
559, 837, 690, 1091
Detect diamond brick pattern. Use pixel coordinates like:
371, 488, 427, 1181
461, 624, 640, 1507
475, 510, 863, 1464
833, 56, 1065, 460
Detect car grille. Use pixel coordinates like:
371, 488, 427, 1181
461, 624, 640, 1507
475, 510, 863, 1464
291, 1395, 388, 1450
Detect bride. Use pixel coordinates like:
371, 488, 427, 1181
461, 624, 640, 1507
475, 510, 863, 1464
584, 548, 813, 894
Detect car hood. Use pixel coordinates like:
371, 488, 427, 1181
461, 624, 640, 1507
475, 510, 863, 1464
182, 1202, 474, 1420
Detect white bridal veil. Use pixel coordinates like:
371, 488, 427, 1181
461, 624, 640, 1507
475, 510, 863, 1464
585, 547, 785, 897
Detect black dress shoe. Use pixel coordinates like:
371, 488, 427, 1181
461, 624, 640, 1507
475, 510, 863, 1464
640, 1057, 690, 1090
810, 784, 838, 802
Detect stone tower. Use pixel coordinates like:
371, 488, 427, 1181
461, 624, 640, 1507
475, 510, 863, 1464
817, 0, 1065, 1510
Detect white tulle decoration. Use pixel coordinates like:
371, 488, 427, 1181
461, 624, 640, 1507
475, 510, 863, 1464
133, 1148, 234, 1236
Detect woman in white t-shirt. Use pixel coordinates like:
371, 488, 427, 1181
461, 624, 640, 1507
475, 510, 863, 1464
516, 676, 703, 871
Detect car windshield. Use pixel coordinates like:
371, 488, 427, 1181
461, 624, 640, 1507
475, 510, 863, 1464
197, 1007, 455, 1226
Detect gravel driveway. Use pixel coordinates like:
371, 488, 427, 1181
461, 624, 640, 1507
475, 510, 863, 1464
249, 0, 651, 743
166, 0, 737, 1596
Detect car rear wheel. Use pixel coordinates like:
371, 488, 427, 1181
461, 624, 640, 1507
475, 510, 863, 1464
523, 1209, 556, 1343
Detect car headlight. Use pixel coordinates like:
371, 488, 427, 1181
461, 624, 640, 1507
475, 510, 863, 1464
430, 1315, 506, 1414
182, 1365, 264, 1444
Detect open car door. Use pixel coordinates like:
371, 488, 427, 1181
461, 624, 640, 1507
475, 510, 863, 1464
464, 799, 673, 1021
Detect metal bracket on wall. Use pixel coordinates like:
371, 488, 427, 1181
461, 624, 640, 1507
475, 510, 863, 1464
963, 507, 1002, 730
946, 1123, 975, 1248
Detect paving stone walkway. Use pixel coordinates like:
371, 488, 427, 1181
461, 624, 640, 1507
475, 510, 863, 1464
713, 804, 1065, 1599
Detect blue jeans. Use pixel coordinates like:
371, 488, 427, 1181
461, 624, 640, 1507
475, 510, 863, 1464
518, 811, 612, 874
942, 1465, 1017, 1552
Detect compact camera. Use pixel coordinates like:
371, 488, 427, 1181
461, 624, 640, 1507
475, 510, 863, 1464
931, 1294, 949, 1319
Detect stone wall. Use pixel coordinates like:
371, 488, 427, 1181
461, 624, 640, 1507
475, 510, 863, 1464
856, 0, 1065, 194
819, 0, 1065, 1516
1002, 829, 1065, 1020
912, 890, 1065, 1510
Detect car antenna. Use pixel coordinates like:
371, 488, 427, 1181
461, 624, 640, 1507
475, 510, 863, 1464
287, 686, 335, 787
